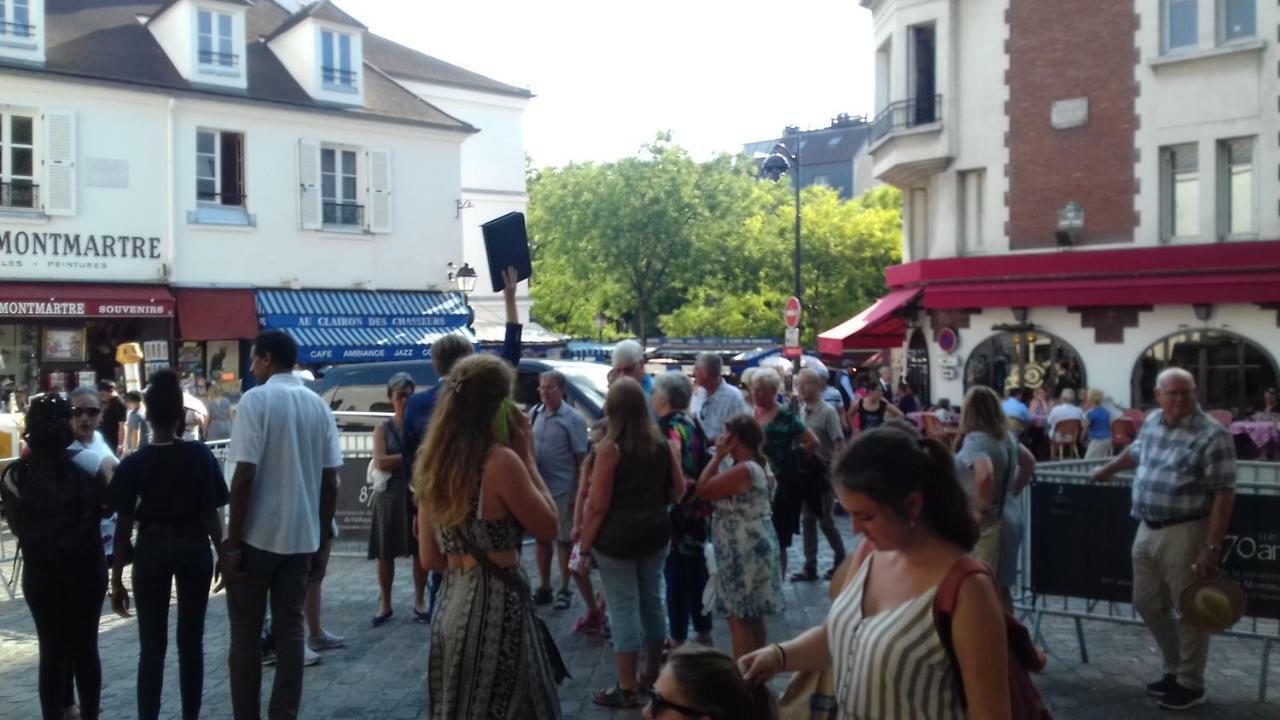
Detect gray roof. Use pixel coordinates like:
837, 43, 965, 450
363, 33, 532, 98
264, 0, 366, 43
744, 122, 872, 166
14, 0, 475, 132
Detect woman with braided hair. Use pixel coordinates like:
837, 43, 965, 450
413, 353, 563, 719
1, 394, 109, 720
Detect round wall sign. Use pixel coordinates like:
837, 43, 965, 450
937, 327, 959, 354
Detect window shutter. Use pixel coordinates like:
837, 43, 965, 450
367, 148, 392, 234
42, 110, 77, 216
298, 139, 322, 230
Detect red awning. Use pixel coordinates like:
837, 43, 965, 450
173, 288, 259, 340
0, 283, 174, 318
922, 271, 1280, 309
818, 288, 921, 356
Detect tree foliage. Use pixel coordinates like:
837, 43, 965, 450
527, 136, 903, 346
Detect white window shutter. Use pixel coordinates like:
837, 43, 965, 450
367, 148, 392, 234
298, 139, 322, 230
42, 110, 77, 216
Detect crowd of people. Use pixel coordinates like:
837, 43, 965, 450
0, 310, 1243, 718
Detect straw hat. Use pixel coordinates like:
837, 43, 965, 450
1179, 576, 1247, 634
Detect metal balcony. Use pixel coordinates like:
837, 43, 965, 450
870, 95, 942, 145
198, 49, 240, 68
322, 67, 359, 89
0, 21, 34, 38
0, 182, 38, 210
323, 202, 364, 227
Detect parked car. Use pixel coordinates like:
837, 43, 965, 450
315, 357, 609, 431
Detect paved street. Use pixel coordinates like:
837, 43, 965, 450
1, 524, 1277, 719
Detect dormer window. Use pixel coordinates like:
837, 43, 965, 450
321, 29, 356, 90
0, 0, 34, 40
197, 8, 237, 71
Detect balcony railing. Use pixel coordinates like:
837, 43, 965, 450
198, 49, 240, 68
321, 67, 359, 89
323, 202, 364, 227
870, 94, 942, 145
0, 21, 35, 38
197, 191, 246, 206
0, 182, 37, 210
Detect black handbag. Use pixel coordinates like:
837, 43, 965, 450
459, 534, 571, 685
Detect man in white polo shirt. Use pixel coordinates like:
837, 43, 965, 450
221, 330, 342, 720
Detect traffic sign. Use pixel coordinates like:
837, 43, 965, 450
785, 296, 802, 328
784, 327, 801, 358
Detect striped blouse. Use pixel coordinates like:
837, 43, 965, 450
827, 556, 966, 719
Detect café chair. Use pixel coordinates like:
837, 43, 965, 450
1050, 419, 1082, 460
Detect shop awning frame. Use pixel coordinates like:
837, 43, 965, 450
173, 288, 259, 340
921, 271, 1280, 309
817, 288, 921, 356
0, 283, 174, 318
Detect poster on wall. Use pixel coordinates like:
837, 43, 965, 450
76, 371, 96, 389
48, 371, 67, 392
206, 341, 239, 384
143, 340, 169, 362
43, 328, 85, 362
177, 343, 204, 378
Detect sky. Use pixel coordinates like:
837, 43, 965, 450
354, 0, 876, 168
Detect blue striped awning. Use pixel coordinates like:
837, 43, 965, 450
255, 289, 474, 364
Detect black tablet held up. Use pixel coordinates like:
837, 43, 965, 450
480, 211, 532, 292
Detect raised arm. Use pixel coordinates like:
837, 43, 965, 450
499, 266, 523, 366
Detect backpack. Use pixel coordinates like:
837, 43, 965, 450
933, 557, 1053, 720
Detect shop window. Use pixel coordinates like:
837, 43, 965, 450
0, 111, 36, 210
964, 330, 1086, 397
196, 129, 244, 206
908, 23, 936, 125
1131, 329, 1277, 414
321, 146, 360, 226
906, 329, 931, 405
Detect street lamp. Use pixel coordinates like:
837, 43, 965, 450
452, 262, 479, 301
762, 132, 803, 373
595, 312, 607, 343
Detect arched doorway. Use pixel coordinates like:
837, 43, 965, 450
964, 329, 1085, 395
1131, 329, 1278, 413
905, 329, 931, 404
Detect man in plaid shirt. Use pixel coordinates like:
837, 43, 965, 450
1091, 368, 1236, 711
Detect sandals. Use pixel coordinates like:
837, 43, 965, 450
371, 609, 394, 627
413, 608, 432, 624
592, 684, 640, 709
790, 569, 819, 582
553, 589, 572, 610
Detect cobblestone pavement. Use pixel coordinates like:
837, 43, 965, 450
1, 526, 1277, 719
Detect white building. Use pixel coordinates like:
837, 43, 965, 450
822, 0, 1280, 419
0, 0, 532, 396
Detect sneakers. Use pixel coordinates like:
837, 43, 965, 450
1157, 683, 1206, 710
308, 630, 346, 652
553, 589, 572, 610
262, 646, 324, 666
1146, 673, 1176, 697
533, 586, 554, 605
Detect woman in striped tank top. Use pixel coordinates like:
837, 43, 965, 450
739, 427, 1012, 719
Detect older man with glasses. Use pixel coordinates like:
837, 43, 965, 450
1091, 368, 1237, 711
530, 370, 588, 609
689, 352, 748, 447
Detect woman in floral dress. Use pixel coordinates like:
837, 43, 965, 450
697, 414, 783, 660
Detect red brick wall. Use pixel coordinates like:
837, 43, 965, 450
1006, 1, 1138, 249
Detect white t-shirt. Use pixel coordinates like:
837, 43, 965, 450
230, 373, 342, 555
69, 431, 118, 555
1046, 403, 1087, 442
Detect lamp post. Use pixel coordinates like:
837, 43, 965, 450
762, 131, 803, 373
595, 312, 607, 344
451, 262, 479, 329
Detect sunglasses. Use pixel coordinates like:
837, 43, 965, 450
646, 691, 714, 718
72, 407, 101, 418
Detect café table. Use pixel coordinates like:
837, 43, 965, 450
1231, 421, 1280, 460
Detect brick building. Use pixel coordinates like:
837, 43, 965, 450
821, 0, 1280, 416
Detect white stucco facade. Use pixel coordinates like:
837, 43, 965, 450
400, 80, 532, 323
0, 72, 466, 291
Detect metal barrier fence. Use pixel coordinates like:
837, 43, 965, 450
1019, 458, 1280, 701
0, 455, 15, 599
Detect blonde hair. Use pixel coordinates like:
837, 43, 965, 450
603, 377, 663, 459
1085, 388, 1104, 407
412, 354, 517, 528
958, 385, 1009, 440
